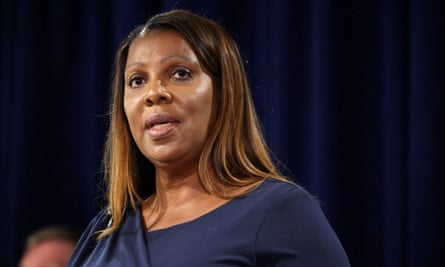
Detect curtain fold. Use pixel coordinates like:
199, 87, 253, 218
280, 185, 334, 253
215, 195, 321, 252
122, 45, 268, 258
380, 1, 408, 266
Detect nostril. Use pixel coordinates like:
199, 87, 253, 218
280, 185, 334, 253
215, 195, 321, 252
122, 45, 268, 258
143, 86, 171, 106
144, 96, 154, 106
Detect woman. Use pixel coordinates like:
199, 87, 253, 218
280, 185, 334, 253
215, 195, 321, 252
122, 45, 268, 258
68, 9, 350, 266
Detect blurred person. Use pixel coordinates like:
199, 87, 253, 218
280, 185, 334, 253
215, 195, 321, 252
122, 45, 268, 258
19, 226, 80, 267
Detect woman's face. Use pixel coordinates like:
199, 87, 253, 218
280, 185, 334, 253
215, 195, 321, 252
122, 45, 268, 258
123, 30, 214, 170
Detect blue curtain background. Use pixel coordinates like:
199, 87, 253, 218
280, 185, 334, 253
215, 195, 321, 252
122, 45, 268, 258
1, 0, 444, 266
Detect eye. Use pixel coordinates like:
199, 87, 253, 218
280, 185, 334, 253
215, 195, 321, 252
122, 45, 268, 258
171, 68, 192, 81
128, 76, 146, 88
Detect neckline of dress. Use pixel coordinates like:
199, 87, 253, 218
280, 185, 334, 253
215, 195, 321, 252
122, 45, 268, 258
142, 179, 271, 235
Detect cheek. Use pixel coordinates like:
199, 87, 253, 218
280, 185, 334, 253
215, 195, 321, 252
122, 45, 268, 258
123, 96, 140, 134
193, 80, 214, 115
209, 86, 218, 118
191, 89, 214, 124
123, 92, 135, 114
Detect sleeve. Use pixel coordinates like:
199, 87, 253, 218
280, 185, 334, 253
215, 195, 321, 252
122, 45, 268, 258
67, 208, 111, 267
255, 187, 350, 267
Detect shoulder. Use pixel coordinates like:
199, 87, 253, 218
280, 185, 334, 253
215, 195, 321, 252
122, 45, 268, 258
68, 207, 141, 266
71, 208, 114, 247
238, 178, 321, 225
83, 208, 113, 236
82, 206, 141, 235
254, 179, 350, 266
67, 209, 111, 266
255, 179, 324, 227
249, 178, 315, 205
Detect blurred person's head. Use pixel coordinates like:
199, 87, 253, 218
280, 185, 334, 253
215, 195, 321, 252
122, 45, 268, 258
19, 226, 80, 267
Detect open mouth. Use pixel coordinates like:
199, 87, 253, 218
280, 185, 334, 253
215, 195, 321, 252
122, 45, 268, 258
145, 113, 179, 138
149, 121, 175, 129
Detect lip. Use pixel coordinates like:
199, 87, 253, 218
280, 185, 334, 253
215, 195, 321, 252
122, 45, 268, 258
144, 113, 180, 138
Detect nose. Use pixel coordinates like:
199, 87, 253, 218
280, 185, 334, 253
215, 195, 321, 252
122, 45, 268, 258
143, 80, 172, 106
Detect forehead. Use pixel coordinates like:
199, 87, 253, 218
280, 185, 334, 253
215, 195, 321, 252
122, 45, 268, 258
127, 30, 196, 61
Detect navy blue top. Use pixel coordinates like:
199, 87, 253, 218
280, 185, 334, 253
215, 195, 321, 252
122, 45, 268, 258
68, 179, 350, 266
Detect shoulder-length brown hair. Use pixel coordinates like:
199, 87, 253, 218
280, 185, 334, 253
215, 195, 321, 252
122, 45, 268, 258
100, 9, 288, 238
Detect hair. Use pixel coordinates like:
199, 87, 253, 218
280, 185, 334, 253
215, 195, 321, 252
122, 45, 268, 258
99, 9, 289, 238
23, 226, 80, 251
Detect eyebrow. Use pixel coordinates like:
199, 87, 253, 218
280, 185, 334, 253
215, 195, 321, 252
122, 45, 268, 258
125, 62, 147, 69
126, 55, 194, 69
160, 55, 193, 64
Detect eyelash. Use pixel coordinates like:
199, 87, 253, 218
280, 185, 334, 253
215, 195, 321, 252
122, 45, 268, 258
127, 68, 192, 89
128, 76, 146, 89
171, 68, 192, 81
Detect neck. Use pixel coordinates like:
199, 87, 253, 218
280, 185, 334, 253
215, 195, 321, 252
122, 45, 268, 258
141, 166, 260, 232
150, 167, 211, 210
142, 168, 226, 231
